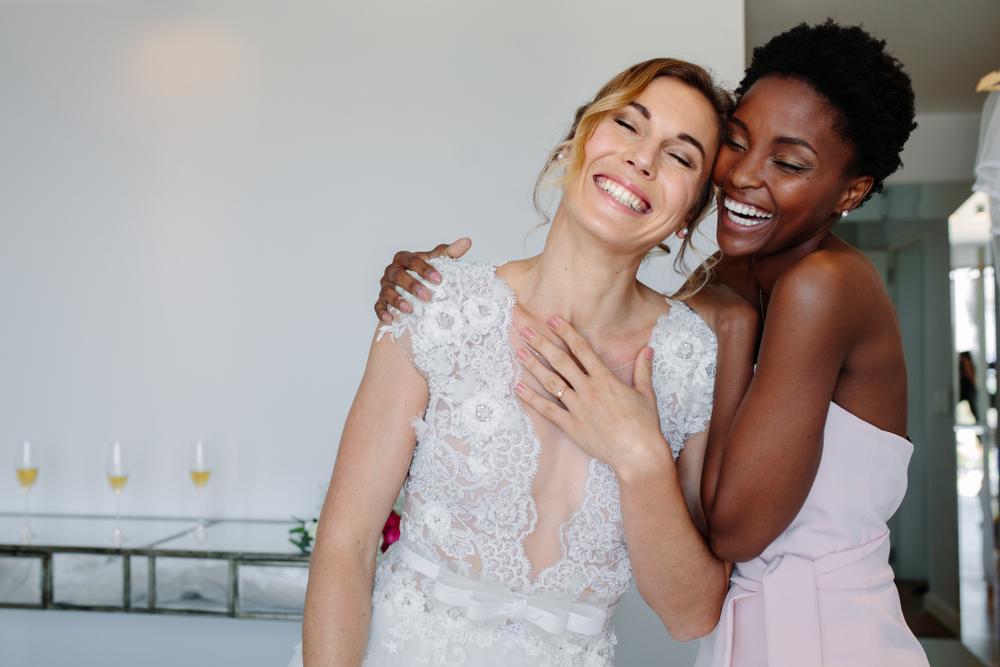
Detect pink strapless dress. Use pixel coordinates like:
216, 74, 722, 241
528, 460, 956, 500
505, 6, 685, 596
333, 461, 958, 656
696, 402, 930, 667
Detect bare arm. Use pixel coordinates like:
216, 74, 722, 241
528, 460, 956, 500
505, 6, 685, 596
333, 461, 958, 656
302, 326, 428, 667
703, 256, 857, 562
374, 239, 472, 322
684, 285, 761, 518
513, 321, 730, 641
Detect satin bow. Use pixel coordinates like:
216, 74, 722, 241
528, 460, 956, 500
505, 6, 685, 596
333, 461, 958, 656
395, 542, 613, 636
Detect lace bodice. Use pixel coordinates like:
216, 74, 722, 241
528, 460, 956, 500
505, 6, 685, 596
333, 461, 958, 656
372, 258, 716, 666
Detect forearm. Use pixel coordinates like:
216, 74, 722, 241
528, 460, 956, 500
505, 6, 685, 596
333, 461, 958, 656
302, 536, 377, 667
300, 327, 427, 666
615, 443, 729, 641
702, 315, 759, 517
705, 266, 851, 562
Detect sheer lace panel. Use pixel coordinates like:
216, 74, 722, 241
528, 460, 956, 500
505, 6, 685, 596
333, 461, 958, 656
376, 258, 716, 607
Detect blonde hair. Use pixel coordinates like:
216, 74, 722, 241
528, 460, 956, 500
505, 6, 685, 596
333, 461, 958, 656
533, 58, 734, 298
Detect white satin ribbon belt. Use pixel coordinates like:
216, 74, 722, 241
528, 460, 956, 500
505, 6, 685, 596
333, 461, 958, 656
723, 531, 893, 667
395, 542, 614, 636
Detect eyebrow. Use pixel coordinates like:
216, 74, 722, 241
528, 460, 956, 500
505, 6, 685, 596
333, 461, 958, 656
628, 101, 650, 118
678, 133, 706, 159
774, 137, 818, 156
629, 102, 706, 159
729, 117, 818, 157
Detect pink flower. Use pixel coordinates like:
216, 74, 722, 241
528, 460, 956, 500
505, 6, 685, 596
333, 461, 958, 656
382, 511, 402, 552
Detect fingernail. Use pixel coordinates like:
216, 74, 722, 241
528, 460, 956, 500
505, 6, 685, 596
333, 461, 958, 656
382, 313, 392, 323
644, 347, 654, 361
417, 288, 430, 301
521, 327, 535, 340
400, 301, 411, 313
430, 272, 442, 284
548, 317, 559, 329
515, 383, 526, 394
517, 349, 528, 360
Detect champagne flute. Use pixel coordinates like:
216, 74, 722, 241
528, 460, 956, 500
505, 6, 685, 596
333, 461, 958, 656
190, 441, 211, 541
15, 441, 38, 544
106, 442, 129, 546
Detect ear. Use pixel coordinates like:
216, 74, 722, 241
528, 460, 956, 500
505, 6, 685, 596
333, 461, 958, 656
837, 175, 874, 214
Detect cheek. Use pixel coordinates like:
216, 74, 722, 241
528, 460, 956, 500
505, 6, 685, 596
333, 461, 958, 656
711, 150, 734, 184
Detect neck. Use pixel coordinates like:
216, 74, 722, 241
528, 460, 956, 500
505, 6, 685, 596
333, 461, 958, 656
504, 203, 649, 339
751, 224, 837, 297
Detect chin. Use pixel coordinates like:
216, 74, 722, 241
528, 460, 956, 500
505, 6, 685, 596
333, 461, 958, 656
715, 214, 768, 257
715, 232, 760, 258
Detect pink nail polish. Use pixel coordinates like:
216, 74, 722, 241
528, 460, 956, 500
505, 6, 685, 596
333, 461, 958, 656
521, 328, 534, 340
517, 349, 528, 360
400, 301, 411, 313
382, 313, 391, 323
430, 272, 442, 284
515, 383, 526, 394
548, 317, 559, 329
644, 347, 654, 361
417, 288, 430, 301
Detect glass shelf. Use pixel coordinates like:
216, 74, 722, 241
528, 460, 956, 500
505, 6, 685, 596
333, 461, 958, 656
0, 514, 195, 549
0, 513, 309, 619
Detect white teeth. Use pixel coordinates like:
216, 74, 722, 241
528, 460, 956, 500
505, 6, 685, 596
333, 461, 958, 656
596, 177, 648, 213
724, 197, 773, 226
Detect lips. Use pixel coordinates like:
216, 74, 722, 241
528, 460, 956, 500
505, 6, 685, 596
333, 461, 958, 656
595, 175, 650, 213
723, 196, 773, 227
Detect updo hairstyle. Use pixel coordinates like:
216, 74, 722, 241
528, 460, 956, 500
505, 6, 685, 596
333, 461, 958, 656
533, 58, 734, 271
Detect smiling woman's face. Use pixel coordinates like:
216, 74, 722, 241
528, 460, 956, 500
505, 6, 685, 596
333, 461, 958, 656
561, 76, 720, 256
713, 76, 868, 259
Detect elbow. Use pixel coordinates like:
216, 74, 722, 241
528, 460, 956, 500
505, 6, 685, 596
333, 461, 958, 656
656, 598, 724, 642
662, 616, 720, 643
646, 573, 728, 642
707, 523, 768, 564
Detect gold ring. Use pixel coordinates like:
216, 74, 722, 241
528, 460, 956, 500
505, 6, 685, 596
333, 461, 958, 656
556, 386, 569, 399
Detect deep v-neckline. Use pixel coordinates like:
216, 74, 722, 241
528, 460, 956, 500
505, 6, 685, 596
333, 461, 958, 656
484, 263, 685, 590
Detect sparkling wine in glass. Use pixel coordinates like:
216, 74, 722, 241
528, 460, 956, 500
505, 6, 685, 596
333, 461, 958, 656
15, 441, 37, 544
190, 441, 211, 541
106, 442, 129, 546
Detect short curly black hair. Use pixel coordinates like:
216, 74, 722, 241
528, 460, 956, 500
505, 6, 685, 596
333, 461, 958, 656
736, 19, 917, 204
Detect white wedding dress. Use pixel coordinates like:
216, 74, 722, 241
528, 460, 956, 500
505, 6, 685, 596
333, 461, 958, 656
289, 258, 717, 667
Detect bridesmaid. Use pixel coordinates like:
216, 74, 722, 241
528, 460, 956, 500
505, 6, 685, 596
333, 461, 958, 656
374, 21, 928, 667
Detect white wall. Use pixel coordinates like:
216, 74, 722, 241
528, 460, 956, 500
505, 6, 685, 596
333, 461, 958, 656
0, 3, 743, 666
0, 1, 744, 522
0, 608, 302, 667
888, 112, 982, 184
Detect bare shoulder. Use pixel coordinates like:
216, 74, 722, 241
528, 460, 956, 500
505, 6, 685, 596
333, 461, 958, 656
684, 284, 759, 337
770, 238, 896, 365
774, 241, 881, 312
637, 279, 675, 317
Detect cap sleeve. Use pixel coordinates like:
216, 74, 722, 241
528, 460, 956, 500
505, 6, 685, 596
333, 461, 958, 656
648, 301, 717, 458
377, 257, 512, 383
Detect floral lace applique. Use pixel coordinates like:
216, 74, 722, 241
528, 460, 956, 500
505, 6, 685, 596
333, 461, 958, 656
649, 300, 717, 457
374, 258, 716, 665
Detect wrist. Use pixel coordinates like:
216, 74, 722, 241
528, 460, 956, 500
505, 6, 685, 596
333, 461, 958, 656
612, 436, 676, 489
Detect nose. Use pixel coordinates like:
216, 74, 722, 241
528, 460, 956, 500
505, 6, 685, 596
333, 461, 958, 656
726, 149, 763, 190
624, 140, 656, 178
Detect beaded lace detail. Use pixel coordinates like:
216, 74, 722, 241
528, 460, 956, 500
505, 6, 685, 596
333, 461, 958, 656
372, 258, 716, 666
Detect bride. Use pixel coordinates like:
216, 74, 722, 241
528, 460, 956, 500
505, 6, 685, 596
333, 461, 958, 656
296, 58, 750, 667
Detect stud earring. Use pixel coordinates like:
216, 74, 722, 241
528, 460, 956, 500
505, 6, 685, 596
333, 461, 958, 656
841, 210, 849, 218
677, 227, 689, 238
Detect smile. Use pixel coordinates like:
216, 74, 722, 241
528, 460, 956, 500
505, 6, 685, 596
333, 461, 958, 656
724, 197, 773, 227
595, 176, 650, 213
